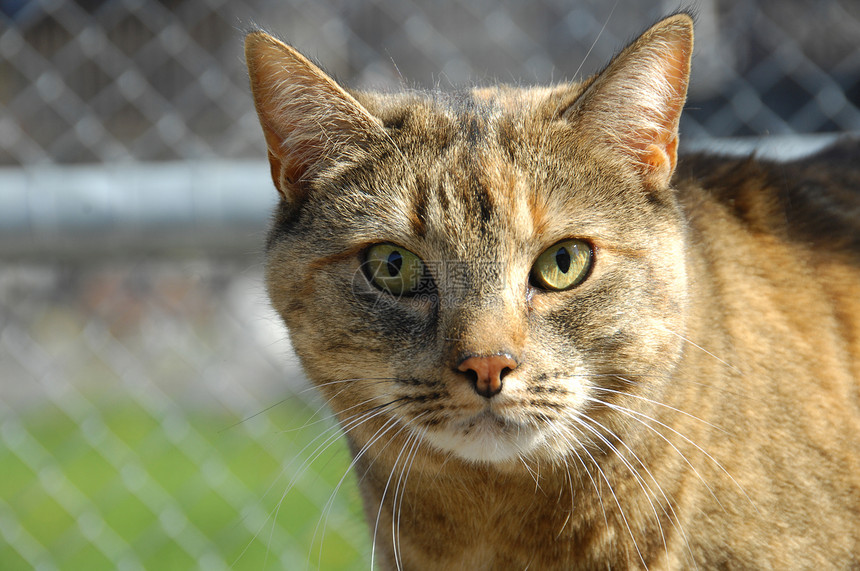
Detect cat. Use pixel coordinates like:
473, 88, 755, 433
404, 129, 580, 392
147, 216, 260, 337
245, 12, 860, 570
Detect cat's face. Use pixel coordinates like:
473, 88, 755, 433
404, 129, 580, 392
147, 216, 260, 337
248, 16, 693, 465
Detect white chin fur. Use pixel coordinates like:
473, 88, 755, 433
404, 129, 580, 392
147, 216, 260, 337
420, 418, 543, 463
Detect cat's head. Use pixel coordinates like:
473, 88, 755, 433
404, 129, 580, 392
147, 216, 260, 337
247, 15, 694, 465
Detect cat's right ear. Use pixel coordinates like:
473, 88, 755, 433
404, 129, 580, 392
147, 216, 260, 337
558, 14, 693, 191
245, 33, 384, 203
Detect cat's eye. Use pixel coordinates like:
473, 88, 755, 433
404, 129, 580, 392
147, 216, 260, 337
363, 243, 427, 296
531, 239, 592, 291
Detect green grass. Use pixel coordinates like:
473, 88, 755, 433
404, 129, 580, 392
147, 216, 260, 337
0, 398, 370, 570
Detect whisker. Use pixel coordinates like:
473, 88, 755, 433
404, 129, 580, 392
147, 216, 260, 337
592, 382, 727, 433
242, 398, 410, 567
600, 398, 758, 513
234, 418, 348, 568
297, 376, 399, 395
293, 409, 399, 567
587, 396, 721, 503
370, 416, 427, 570
561, 434, 609, 527
660, 326, 743, 375
570, 0, 621, 82
393, 424, 426, 570
586, 397, 705, 568
560, 422, 648, 568
387, 429, 417, 571
556, 465, 574, 539
519, 456, 541, 489
314, 413, 413, 568
292, 392, 399, 434
218, 397, 292, 433
571, 414, 669, 562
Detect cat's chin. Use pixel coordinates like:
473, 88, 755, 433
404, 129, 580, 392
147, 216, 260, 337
419, 412, 544, 464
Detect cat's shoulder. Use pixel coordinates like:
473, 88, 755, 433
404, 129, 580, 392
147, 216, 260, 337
678, 137, 860, 181
676, 138, 860, 256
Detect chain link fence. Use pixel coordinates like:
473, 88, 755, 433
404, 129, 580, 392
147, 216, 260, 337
3, 0, 860, 166
1, 0, 859, 569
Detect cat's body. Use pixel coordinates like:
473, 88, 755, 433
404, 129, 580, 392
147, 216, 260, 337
341, 146, 860, 570
246, 14, 860, 569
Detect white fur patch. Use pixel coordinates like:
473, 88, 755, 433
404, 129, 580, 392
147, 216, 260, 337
420, 411, 545, 463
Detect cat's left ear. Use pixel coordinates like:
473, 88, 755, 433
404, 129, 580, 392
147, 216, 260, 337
563, 14, 693, 190
245, 32, 385, 203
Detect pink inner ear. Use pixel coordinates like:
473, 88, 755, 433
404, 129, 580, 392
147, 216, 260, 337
640, 138, 677, 188
620, 31, 691, 187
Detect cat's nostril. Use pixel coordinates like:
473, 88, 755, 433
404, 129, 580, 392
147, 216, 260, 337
457, 354, 518, 399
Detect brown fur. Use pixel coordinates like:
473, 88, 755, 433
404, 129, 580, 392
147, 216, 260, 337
246, 13, 860, 569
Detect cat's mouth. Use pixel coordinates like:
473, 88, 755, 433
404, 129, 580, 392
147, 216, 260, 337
419, 408, 543, 464
457, 409, 510, 432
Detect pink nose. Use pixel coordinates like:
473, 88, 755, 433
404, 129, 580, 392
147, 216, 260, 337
458, 354, 518, 398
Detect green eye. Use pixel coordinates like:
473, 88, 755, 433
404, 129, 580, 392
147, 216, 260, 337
531, 239, 592, 291
364, 243, 427, 296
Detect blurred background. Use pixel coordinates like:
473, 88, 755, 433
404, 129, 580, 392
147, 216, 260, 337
1, 0, 858, 569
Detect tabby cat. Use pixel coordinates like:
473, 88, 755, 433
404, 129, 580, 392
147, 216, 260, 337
245, 13, 860, 569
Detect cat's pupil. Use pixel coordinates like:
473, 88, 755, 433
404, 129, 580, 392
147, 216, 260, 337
555, 247, 571, 274
386, 251, 403, 276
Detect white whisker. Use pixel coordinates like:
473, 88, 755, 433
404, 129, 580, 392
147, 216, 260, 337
586, 397, 706, 567
242, 396, 409, 568
559, 422, 648, 569
370, 417, 426, 570
572, 414, 668, 563
592, 382, 726, 433
661, 326, 743, 375
393, 424, 426, 570
599, 397, 758, 513
313, 413, 408, 566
